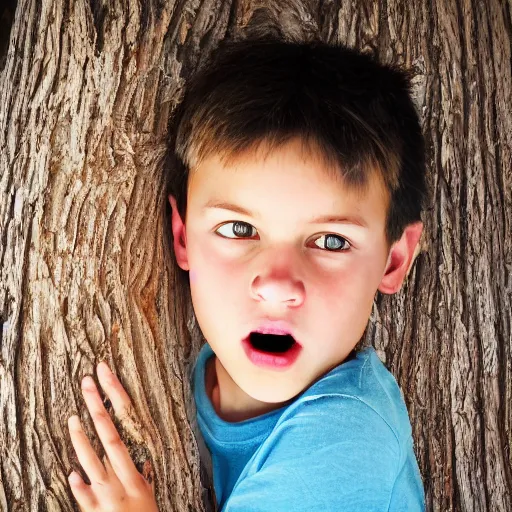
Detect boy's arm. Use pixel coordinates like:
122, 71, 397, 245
223, 397, 424, 512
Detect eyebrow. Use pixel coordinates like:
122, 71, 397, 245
203, 200, 368, 228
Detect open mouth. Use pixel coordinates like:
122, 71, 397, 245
249, 332, 297, 353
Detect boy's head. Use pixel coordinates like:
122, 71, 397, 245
165, 37, 427, 406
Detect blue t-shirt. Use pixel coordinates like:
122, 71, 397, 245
191, 342, 425, 511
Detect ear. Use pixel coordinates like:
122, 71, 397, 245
378, 221, 424, 295
168, 195, 190, 271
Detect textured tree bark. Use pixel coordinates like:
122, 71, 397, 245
0, 1, 510, 511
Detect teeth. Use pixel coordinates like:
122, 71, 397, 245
255, 329, 290, 336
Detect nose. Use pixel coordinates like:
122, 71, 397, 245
250, 273, 305, 308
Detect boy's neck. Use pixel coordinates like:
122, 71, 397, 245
205, 355, 290, 422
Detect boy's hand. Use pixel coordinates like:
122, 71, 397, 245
68, 362, 158, 512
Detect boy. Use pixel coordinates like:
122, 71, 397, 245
68, 37, 427, 511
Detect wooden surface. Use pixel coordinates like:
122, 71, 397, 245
0, 0, 510, 510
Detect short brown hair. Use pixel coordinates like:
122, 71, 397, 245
165, 36, 427, 249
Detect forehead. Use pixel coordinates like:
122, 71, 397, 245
187, 138, 389, 224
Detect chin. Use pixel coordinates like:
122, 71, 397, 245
243, 381, 304, 406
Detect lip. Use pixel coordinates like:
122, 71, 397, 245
241, 334, 302, 370
252, 320, 296, 336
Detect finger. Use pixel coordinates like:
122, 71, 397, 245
96, 362, 131, 417
68, 415, 108, 484
68, 470, 98, 510
103, 454, 121, 483
81, 376, 140, 487
102, 454, 131, 501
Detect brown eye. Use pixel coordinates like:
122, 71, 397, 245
216, 221, 257, 239
313, 234, 351, 251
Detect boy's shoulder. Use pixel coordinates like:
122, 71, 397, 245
237, 347, 415, 505
280, 346, 413, 443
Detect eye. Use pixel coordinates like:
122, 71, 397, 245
215, 222, 351, 252
312, 234, 351, 252
215, 221, 258, 239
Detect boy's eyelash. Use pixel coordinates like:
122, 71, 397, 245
214, 221, 352, 251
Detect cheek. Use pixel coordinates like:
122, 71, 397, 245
313, 266, 376, 319
188, 240, 245, 305
192, 244, 238, 282
188, 242, 249, 339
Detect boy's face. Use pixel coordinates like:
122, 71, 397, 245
170, 137, 422, 411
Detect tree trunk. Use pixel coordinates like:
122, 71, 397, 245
0, 1, 510, 511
